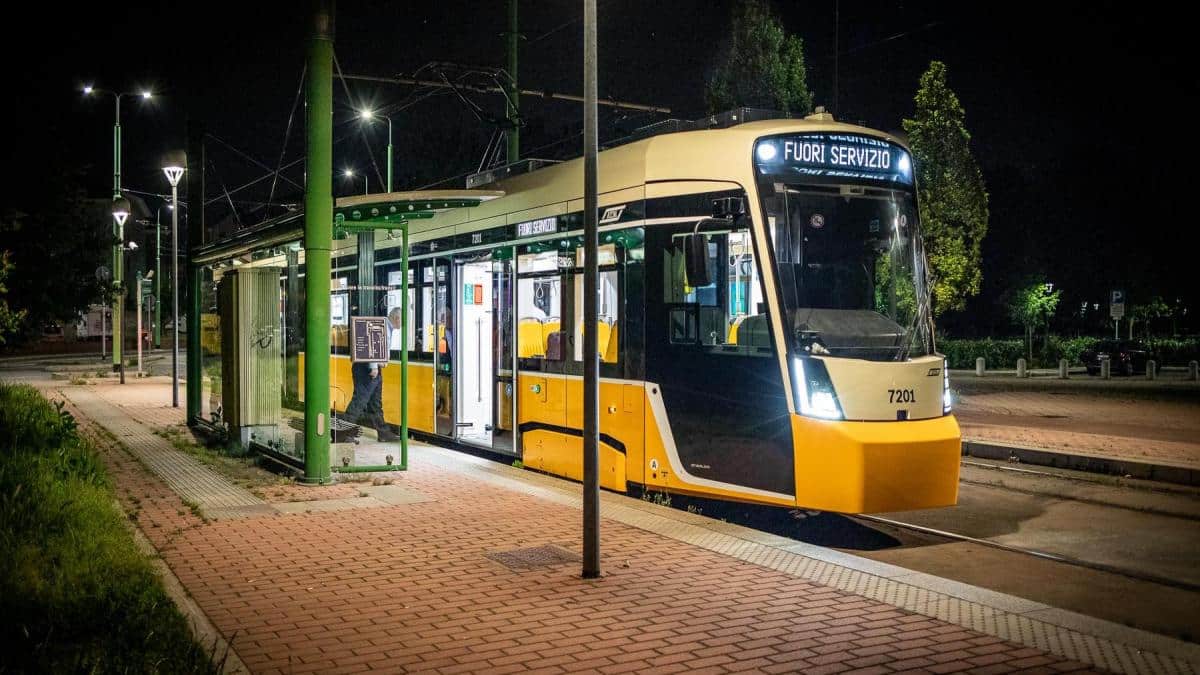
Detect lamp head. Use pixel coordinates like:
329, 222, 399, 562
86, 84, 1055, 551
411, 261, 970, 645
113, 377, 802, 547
83, 85, 94, 95
161, 150, 187, 187
359, 109, 375, 121
343, 169, 355, 177
112, 197, 131, 227
141, 90, 152, 100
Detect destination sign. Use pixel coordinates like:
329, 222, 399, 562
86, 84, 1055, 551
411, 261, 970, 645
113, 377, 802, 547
754, 133, 913, 186
516, 216, 558, 238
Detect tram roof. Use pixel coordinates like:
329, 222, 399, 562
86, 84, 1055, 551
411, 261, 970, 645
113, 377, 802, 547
193, 118, 903, 265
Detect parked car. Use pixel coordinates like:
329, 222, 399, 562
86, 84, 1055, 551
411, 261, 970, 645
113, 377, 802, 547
1082, 339, 1154, 376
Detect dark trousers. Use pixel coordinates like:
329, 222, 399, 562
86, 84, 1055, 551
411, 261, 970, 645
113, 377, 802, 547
344, 362, 384, 430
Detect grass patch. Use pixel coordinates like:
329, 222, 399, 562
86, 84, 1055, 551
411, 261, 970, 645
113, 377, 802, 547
152, 425, 293, 490
0, 382, 220, 672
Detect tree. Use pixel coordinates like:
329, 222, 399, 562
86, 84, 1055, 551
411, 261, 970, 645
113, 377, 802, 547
0, 251, 25, 345
1128, 296, 1169, 340
1007, 281, 1061, 363
0, 168, 110, 344
705, 0, 813, 116
903, 61, 989, 316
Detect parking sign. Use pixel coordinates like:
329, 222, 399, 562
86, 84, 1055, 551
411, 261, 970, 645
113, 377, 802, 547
1110, 290, 1125, 320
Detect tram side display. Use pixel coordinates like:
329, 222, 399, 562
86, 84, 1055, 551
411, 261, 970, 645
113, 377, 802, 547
754, 133, 914, 186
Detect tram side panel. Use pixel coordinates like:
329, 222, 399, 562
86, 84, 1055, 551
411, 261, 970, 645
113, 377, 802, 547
298, 353, 437, 434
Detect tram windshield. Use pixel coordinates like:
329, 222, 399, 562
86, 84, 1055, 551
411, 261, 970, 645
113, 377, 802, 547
760, 185, 933, 360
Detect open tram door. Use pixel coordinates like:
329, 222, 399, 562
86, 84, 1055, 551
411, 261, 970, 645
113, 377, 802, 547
452, 252, 516, 453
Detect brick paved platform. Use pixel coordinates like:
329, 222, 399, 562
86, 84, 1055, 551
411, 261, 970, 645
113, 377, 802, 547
25, 377, 1200, 674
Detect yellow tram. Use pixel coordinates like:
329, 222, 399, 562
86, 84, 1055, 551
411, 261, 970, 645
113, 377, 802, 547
303, 113, 960, 514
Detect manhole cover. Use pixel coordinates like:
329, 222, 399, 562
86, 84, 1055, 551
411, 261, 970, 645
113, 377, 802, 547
486, 544, 580, 570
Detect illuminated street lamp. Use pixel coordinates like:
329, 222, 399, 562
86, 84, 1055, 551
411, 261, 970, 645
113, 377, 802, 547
111, 197, 131, 383
343, 168, 367, 195
162, 150, 186, 408
359, 109, 394, 192
83, 84, 154, 371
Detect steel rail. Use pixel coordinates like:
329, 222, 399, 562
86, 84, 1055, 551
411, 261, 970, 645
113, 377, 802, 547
852, 513, 1200, 593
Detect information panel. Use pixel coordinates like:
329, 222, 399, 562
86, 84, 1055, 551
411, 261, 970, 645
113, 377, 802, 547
351, 316, 390, 363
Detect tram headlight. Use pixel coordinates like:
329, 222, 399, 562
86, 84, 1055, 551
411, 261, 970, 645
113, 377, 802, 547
793, 358, 844, 420
755, 141, 778, 163
943, 358, 952, 414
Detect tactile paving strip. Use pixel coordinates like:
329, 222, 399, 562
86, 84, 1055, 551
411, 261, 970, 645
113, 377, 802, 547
61, 388, 277, 519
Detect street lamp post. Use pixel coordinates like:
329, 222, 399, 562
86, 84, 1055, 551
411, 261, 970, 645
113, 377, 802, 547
343, 168, 368, 195
154, 207, 163, 348
359, 110, 393, 192
162, 151, 186, 408
112, 198, 131, 383
84, 85, 152, 371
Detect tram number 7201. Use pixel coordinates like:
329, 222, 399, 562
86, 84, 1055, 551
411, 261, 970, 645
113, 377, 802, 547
888, 389, 916, 404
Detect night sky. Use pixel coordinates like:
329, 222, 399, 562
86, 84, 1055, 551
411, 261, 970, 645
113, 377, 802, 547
4, 1, 1194, 330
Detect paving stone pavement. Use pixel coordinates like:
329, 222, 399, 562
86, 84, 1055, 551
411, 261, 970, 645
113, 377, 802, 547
36, 379, 1200, 674
63, 385, 276, 518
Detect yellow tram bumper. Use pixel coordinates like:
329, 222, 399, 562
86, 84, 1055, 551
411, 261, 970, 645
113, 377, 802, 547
792, 414, 961, 514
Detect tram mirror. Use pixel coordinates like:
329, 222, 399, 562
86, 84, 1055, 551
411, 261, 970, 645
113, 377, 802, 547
683, 234, 714, 287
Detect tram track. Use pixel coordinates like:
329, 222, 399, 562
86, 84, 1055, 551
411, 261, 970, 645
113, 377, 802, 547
848, 512, 1200, 594
957, 459, 1200, 521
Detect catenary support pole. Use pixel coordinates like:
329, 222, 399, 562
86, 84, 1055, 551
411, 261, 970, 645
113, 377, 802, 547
506, 0, 520, 163
581, 0, 600, 580
186, 122, 205, 425
400, 223, 409, 469
302, 0, 334, 485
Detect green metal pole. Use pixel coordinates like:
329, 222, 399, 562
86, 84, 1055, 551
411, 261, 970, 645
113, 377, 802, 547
400, 223, 408, 470
506, 0, 519, 164
386, 117, 393, 193
302, 1, 334, 485
112, 95, 123, 371
154, 210, 162, 348
187, 266, 202, 420
186, 121, 204, 426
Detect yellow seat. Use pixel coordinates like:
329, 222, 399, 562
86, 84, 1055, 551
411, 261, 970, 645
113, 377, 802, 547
519, 317, 544, 357
577, 319, 619, 363
728, 316, 746, 345
603, 322, 619, 363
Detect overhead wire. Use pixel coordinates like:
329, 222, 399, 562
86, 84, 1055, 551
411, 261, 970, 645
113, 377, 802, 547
266, 64, 307, 222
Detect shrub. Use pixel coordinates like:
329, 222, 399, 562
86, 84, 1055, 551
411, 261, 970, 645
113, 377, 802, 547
940, 335, 1200, 368
939, 338, 1026, 369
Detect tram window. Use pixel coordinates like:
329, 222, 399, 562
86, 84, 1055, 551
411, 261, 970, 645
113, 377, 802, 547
385, 269, 417, 353
665, 228, 767, 351
421, 286, 435, 353
517, 275, 562, 359
573, 269, 620, 363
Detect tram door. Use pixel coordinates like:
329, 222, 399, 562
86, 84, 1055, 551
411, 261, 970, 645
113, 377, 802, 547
431, 259, 454, 437
455, 259, 495, 448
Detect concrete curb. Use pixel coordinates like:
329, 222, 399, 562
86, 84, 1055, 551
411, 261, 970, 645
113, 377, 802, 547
124, 510, 251, 674
963, 440, 1200, 487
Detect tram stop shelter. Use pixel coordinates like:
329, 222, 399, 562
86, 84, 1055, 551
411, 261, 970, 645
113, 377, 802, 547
186, 190, 503, 483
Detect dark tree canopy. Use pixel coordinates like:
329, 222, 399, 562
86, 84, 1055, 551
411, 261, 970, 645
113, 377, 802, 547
0, 168, 110, 342
903, 61, 989, 316
705, 0, 813, 116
